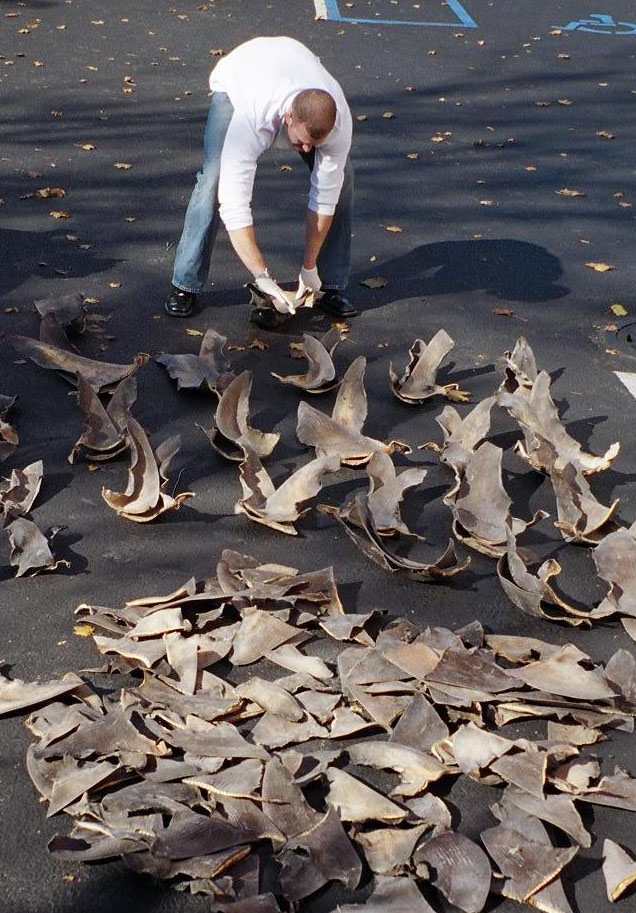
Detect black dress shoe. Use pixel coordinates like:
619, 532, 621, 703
164, 286, 197, 317
318, 290, 359, 318
250, 306, 291, 329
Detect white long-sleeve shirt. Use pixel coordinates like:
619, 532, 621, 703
209, 36, 352, 231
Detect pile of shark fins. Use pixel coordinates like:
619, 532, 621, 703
3, 553, 636, 909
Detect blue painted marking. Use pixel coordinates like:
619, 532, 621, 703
554, 13, 636, 34
320, 0, 478, 29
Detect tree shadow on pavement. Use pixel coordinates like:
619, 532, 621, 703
354, 239, 568, 310
1, 228, 121, 299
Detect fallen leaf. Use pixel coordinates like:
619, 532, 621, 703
185, 328, 204, 337
108, 282, 121, 289
359, 277, 388, 289
556, 188, 585, 197
73, 623, 95, 638
610, 304, 628, 317
75, 143, 96, 151
248, 338, 268, 351
36, 187, 66, 199
558, 98, 573, 105
355, 115, 367, 121
406, 152, 419, 160
596, 130, 615, 139
227, 344, 246, 352
49, 211, 69, 219
279, 165, 292, 173
585, 262, 614, 272
382, 111, 394, 119
114, 162, 132, 169
384, 225, 403, 233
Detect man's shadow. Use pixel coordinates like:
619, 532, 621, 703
1, 228, 120, 297
356, 239, 568, 306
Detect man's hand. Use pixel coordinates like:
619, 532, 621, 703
297, 265, 322, 300
254, 271, 295, 314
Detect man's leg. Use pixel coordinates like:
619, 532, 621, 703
300, 151, 357, 317
317, 158, 354, 291
166, 92, 234, 316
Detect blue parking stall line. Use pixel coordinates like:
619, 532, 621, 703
315, 0, 479, 29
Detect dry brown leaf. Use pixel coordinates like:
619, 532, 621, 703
384, 225, 403, 233
248, 338, 268, 351
359, 277, 388, 289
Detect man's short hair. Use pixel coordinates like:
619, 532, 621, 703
292, 89, 337, 141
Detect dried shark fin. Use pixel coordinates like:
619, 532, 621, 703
69, 373, 137, 463
602, 838, 636, 901
319, 493, 469, 580
156, 328, 234, 396
8, 334, 146, 393
246, 282, 298, 317
271, 327, 344, 393
34, 291, 87, 333
413, 831, 491, 913
338, 876, 437, 912
155, 434, 181, 487
296, 355, 410, 466
5, 516, 69, 577
497, 520, 610, 626
422, 396, 496, 496
200, 371, 280, 462
594, 523, 636, 617
481, 813, 578, 904
499, 336, 538, 395
550, 459, 619, 544
0, 394, 19, 464
0, 671, 84, 716
390, 329, 470, 404
499, 368, 619, 476
449, 442, 547, 557
365, 451, 427, 538
101, 414, 194, 522
332, 355, 368, 431
0, 460, 43, 517
236, 447, 338, 535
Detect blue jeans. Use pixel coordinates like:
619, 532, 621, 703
172, 93, 354, 294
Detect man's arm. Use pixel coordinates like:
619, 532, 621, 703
303, 210, 333, 269
227, 226, 267, 276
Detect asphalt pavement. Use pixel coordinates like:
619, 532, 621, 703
2, 1, 636, 911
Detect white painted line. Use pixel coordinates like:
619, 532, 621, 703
615, 371, 636, 399
313, 0, 328, 19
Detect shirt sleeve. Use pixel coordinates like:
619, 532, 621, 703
218, 111, 272, 231
307, 118, 352, 216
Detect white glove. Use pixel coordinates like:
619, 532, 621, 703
254, 272, 295, 314
297, 265, 322, 300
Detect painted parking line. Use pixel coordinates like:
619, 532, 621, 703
615, 372, 636, 400
314, 0, 478, 29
